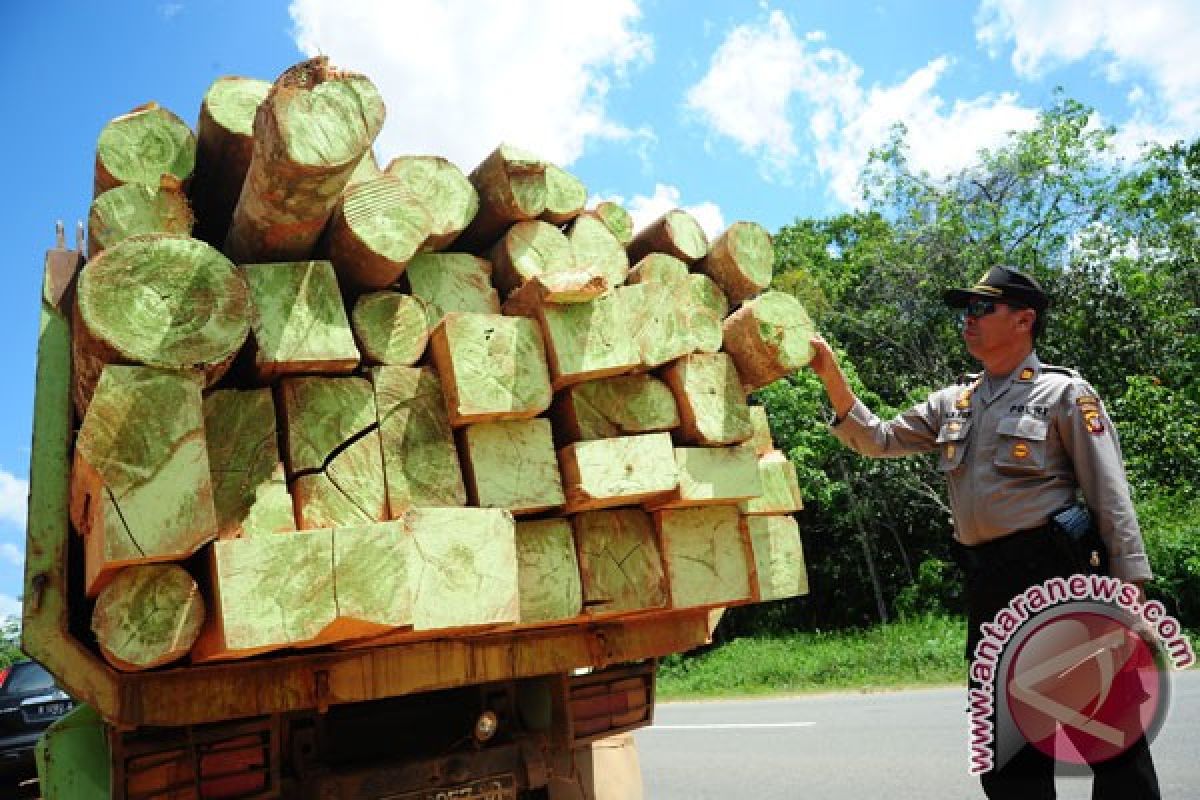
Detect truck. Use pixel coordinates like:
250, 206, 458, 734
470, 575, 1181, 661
19, 225, 732, 799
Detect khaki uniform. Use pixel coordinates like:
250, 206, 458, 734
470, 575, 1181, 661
830, 351, 1151, 583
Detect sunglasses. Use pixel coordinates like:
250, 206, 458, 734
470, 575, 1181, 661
962, 298, 1030, 319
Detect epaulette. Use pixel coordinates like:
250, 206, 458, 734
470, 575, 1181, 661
1041, 364, 1082, 379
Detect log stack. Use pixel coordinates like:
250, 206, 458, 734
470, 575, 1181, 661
66, 57, 816, 672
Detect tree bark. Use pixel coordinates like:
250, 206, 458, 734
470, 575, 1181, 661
189, 76, 271, 247
242, 259, 360, 380
70, 367, 216, 597
91, 564, 205, 671
87, 182, 193, 258
626, 209, 709, 265
71, 234, 250, 417
352, 291, 429, 366
224, 57, 386, 264
94, 102, 196, 197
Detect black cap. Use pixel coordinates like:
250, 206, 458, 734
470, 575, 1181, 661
943, 266, 1048, 311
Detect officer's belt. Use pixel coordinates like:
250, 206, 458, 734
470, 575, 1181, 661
953, 523, 1052, 574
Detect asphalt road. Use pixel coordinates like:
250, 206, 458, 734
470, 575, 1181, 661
637, 669, 1199, 799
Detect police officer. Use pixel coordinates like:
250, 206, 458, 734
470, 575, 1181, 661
806, 266, 1159, 798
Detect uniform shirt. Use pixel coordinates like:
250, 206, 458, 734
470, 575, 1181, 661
830, 351, 1151, 583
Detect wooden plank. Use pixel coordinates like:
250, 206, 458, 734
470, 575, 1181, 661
91, 564, 204, 672
654, 506, 751, 610
404, 252, 500, 330
242, 260, 360, 380
203, 388, 295, 539
461, 419, 565, 515
745, 515, 808, 601
740, 452, 804, 515
372, 366, 467, 512
551, 374, 679, 442
722, 290, 817, 391
70, 366, 217, 597
405, 507, 519, 631
661, 352, 753, 446
225, 57, 385, 263
352, 291, 430, 366
277, 376, 388, 528
428, 312, 553, 426
560, 433, 678, 513
646, 445, 761, 510
573, 509, 668, 616
698, 221, 773, 307
515, 519, 583, 624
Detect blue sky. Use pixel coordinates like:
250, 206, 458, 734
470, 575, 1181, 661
2, 0, 1197, 619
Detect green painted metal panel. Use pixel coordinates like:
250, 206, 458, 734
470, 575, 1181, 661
36, 704, 111, 800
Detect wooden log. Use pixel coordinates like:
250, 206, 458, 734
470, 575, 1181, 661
581, 201, 634, 247
540, 164, 588, 225
515, 519, 583, 624
501, 271, 607, 312
203, 388, 295, 539
748, 405, 774, 456
278, 376, 388, 528
682, 273, 728, 352
520, 291, 641, 391
461, 418, 565, 515
91, 564, 205, 672
626, 208, 709, 265
225, 57, 386, 264
573, 509, 668, 616
405, 252, 500, 330
625, 253, 687, 285
71, 234, 251, 416
488, 220, 577, 297
94, 102, 196, 197
190, 76, 271, 246
698, 221, 774, 307
567, 214, 630, 290
646, 446, 761, 510
722, 290, 817, 391
559, 433, 678, 513
740, 451, 804, 515
661, 352, 753, 446
428, 312, 553, 426
654, 506, 751, 609
70, 367, 216, 598
87, 182, 194, 258
620, 282, 691, 369
372, 366, 467, 512
192, 528, 336, 661
352, 291, 429, 366
745, 515, 808, 601
347, 148, 382, 187
405, 507, 519, 631
455, 144, 548, 252
551, 374, 679, 442
193, 521, 414, 661
327, 175, 432, 291
242, 260, 360, 379
384, 156, 480, 251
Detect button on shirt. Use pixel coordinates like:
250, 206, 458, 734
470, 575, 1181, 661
830, 352, 1151, 583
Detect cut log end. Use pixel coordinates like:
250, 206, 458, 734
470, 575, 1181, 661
94, 104, 197, 196
722, 291, 816, 391
88, 183, 194, 258
91, 564, 206, 672
353, 292, 430, 366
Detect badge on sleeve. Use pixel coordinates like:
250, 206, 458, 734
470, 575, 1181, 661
1012, 442, 1030, 459
1083, 409, 1105, 435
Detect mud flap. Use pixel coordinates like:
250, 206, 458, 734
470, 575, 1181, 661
547, 732, 643, 800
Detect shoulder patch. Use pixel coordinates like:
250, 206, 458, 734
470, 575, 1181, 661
1018, 367, 1035, 381
1041, 364, 1082, 379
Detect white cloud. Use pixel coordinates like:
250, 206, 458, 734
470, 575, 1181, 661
599, 184, 726, 242
0, 470, 27, 529
686, 10, 1038, 206
0, 594, 19, 622
288, 0, 653, 171
976, 0, 1200, 150
0, 543, 22, 568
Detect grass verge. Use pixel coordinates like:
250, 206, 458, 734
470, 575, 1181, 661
656, 614, 967, 700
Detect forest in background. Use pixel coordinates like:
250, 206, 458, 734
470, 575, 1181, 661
725, 93, 1199, 638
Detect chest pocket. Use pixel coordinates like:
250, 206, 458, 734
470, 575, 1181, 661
994, 415, 1049, 474
936, 419, 972, 472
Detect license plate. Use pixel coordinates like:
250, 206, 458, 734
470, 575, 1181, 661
388, 774, 516, 800
31, 701, 72, 718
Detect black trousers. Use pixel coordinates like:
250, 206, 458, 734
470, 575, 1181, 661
958, 531, 1161, 800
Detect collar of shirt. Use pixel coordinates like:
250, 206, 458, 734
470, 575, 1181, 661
978, 351, 1041, 406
